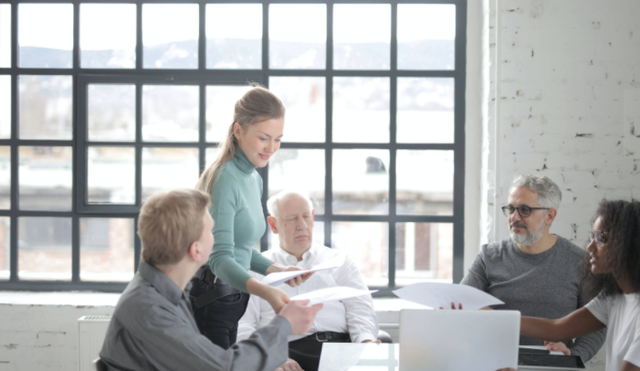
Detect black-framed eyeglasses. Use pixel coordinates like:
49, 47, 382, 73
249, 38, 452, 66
589, 230, 608, 246
501, 205, 551, 218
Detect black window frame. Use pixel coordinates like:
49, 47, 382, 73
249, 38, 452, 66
0, 0, 466, 294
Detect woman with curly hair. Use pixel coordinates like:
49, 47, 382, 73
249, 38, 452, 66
517, 199, 640, 371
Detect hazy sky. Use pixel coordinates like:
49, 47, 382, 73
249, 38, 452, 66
16, 3, 456, 50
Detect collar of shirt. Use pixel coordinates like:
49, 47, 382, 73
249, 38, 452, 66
272, 243, 321, 267
138, 261, 185, 306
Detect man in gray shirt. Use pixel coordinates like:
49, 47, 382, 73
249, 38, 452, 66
461, 174, 605, 362
99, 189, 323, 371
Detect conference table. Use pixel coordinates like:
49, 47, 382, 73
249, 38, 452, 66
318, 343, 582, 371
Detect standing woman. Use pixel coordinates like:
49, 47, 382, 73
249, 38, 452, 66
519, 199, 640, 371
191, 85, 308, 349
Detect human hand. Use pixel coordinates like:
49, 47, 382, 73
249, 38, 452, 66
283, 266, 314, 287
545, 341, 571, 355
275, 358, 304, 371
439, 302, 463, 310
264, 286, 290, 314
279, 299, 323, 335
362, 339, 382, 344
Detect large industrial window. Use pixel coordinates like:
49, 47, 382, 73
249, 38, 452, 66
0, 0, 466, 294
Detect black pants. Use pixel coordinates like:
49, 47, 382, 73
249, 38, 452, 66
189, 269, 250, 350
288, 333, 351, 371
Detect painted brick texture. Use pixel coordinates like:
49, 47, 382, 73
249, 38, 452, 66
489, 0, 640, 247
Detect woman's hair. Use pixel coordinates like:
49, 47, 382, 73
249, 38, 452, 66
195, 83, 285, 194
584, 199, 640, 297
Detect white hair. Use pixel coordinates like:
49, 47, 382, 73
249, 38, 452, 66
266, 189, 314, 218
510, 174, 562, 209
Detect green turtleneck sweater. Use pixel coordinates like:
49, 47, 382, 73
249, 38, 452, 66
205, 147, 274, 292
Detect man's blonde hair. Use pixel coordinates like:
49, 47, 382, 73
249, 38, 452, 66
138, 189, 210, 266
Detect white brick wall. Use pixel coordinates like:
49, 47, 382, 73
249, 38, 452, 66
481, 0, 640, 248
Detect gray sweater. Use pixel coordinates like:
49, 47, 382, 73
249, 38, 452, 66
461, 235, 605, 362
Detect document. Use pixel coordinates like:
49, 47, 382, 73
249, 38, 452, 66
393, 282, 504, 310
291, 286, 377, 306
261, 259, 342, 287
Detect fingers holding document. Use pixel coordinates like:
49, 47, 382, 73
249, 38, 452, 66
439, 302, 463, 310
283, 266, 314, 287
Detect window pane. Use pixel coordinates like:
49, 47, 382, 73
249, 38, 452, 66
88, 84, 135, 142
397, 150, 453, 216
88, 147, 135, 205
142, 148, 198, 202
18, 217, 72, 281
332, 222, 388, 287
142, 85, 199, 142
19, 75, 73, 140
334, 4, 390, 70
269, 77, 325, 143
0, 75, 10, 139
143, 4, 198, 69
18, 4, 73, 68
0, 4, 10, 68
81, 4, 136, 69
396, 223, 453, 285
269, 4, 326, 70
19, 146, 72, 211
333, 149, 388, 215
205, 146, 221, 166
0, 217, 8, 280
0, 146, 9, 209
333, 77, 389, 143
80, 218, 134, 282
206, 4, 261, 69
397, 78, 454, 144
398, 4, 456, 70
206, 85, 251, 143
269, 221, 324, 251
268, 149, 325, 215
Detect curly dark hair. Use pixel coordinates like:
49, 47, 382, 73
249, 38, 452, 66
584, 199, 640, 297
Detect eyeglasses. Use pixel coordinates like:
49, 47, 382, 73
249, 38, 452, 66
501, 205, 551, 218
589, 230, 608, 246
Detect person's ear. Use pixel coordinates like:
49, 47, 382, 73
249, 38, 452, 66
267, 216, 279, 234
233, 122, 242, 141
546, 208, 557, 225
312, 209, 315, 217
187, 241, 205, 263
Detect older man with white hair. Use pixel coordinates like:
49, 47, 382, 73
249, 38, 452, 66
238, 190, 379, 371
461, 174, 605, 362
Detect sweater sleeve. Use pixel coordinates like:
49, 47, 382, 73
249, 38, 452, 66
208, 172, 254, 292
250, 249, 274, 276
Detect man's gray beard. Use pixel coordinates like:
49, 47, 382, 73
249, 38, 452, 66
510, 218, 546, 246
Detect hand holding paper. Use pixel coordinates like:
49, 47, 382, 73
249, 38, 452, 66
393, 282, 504, 310
262, 259, 342, 287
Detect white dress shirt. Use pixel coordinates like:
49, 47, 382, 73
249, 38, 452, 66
237, 243, 379, 343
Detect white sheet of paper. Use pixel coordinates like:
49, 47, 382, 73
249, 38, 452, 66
261, 259, 342, 287
393, 282, 504, 310
291, 286, 377, 306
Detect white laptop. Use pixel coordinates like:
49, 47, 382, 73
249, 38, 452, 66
399, 309, 520, 371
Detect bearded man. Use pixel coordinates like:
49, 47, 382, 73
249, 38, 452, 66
461, 174, 605, 362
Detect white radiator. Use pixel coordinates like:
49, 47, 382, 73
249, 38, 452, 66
77, 315, 112, 371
